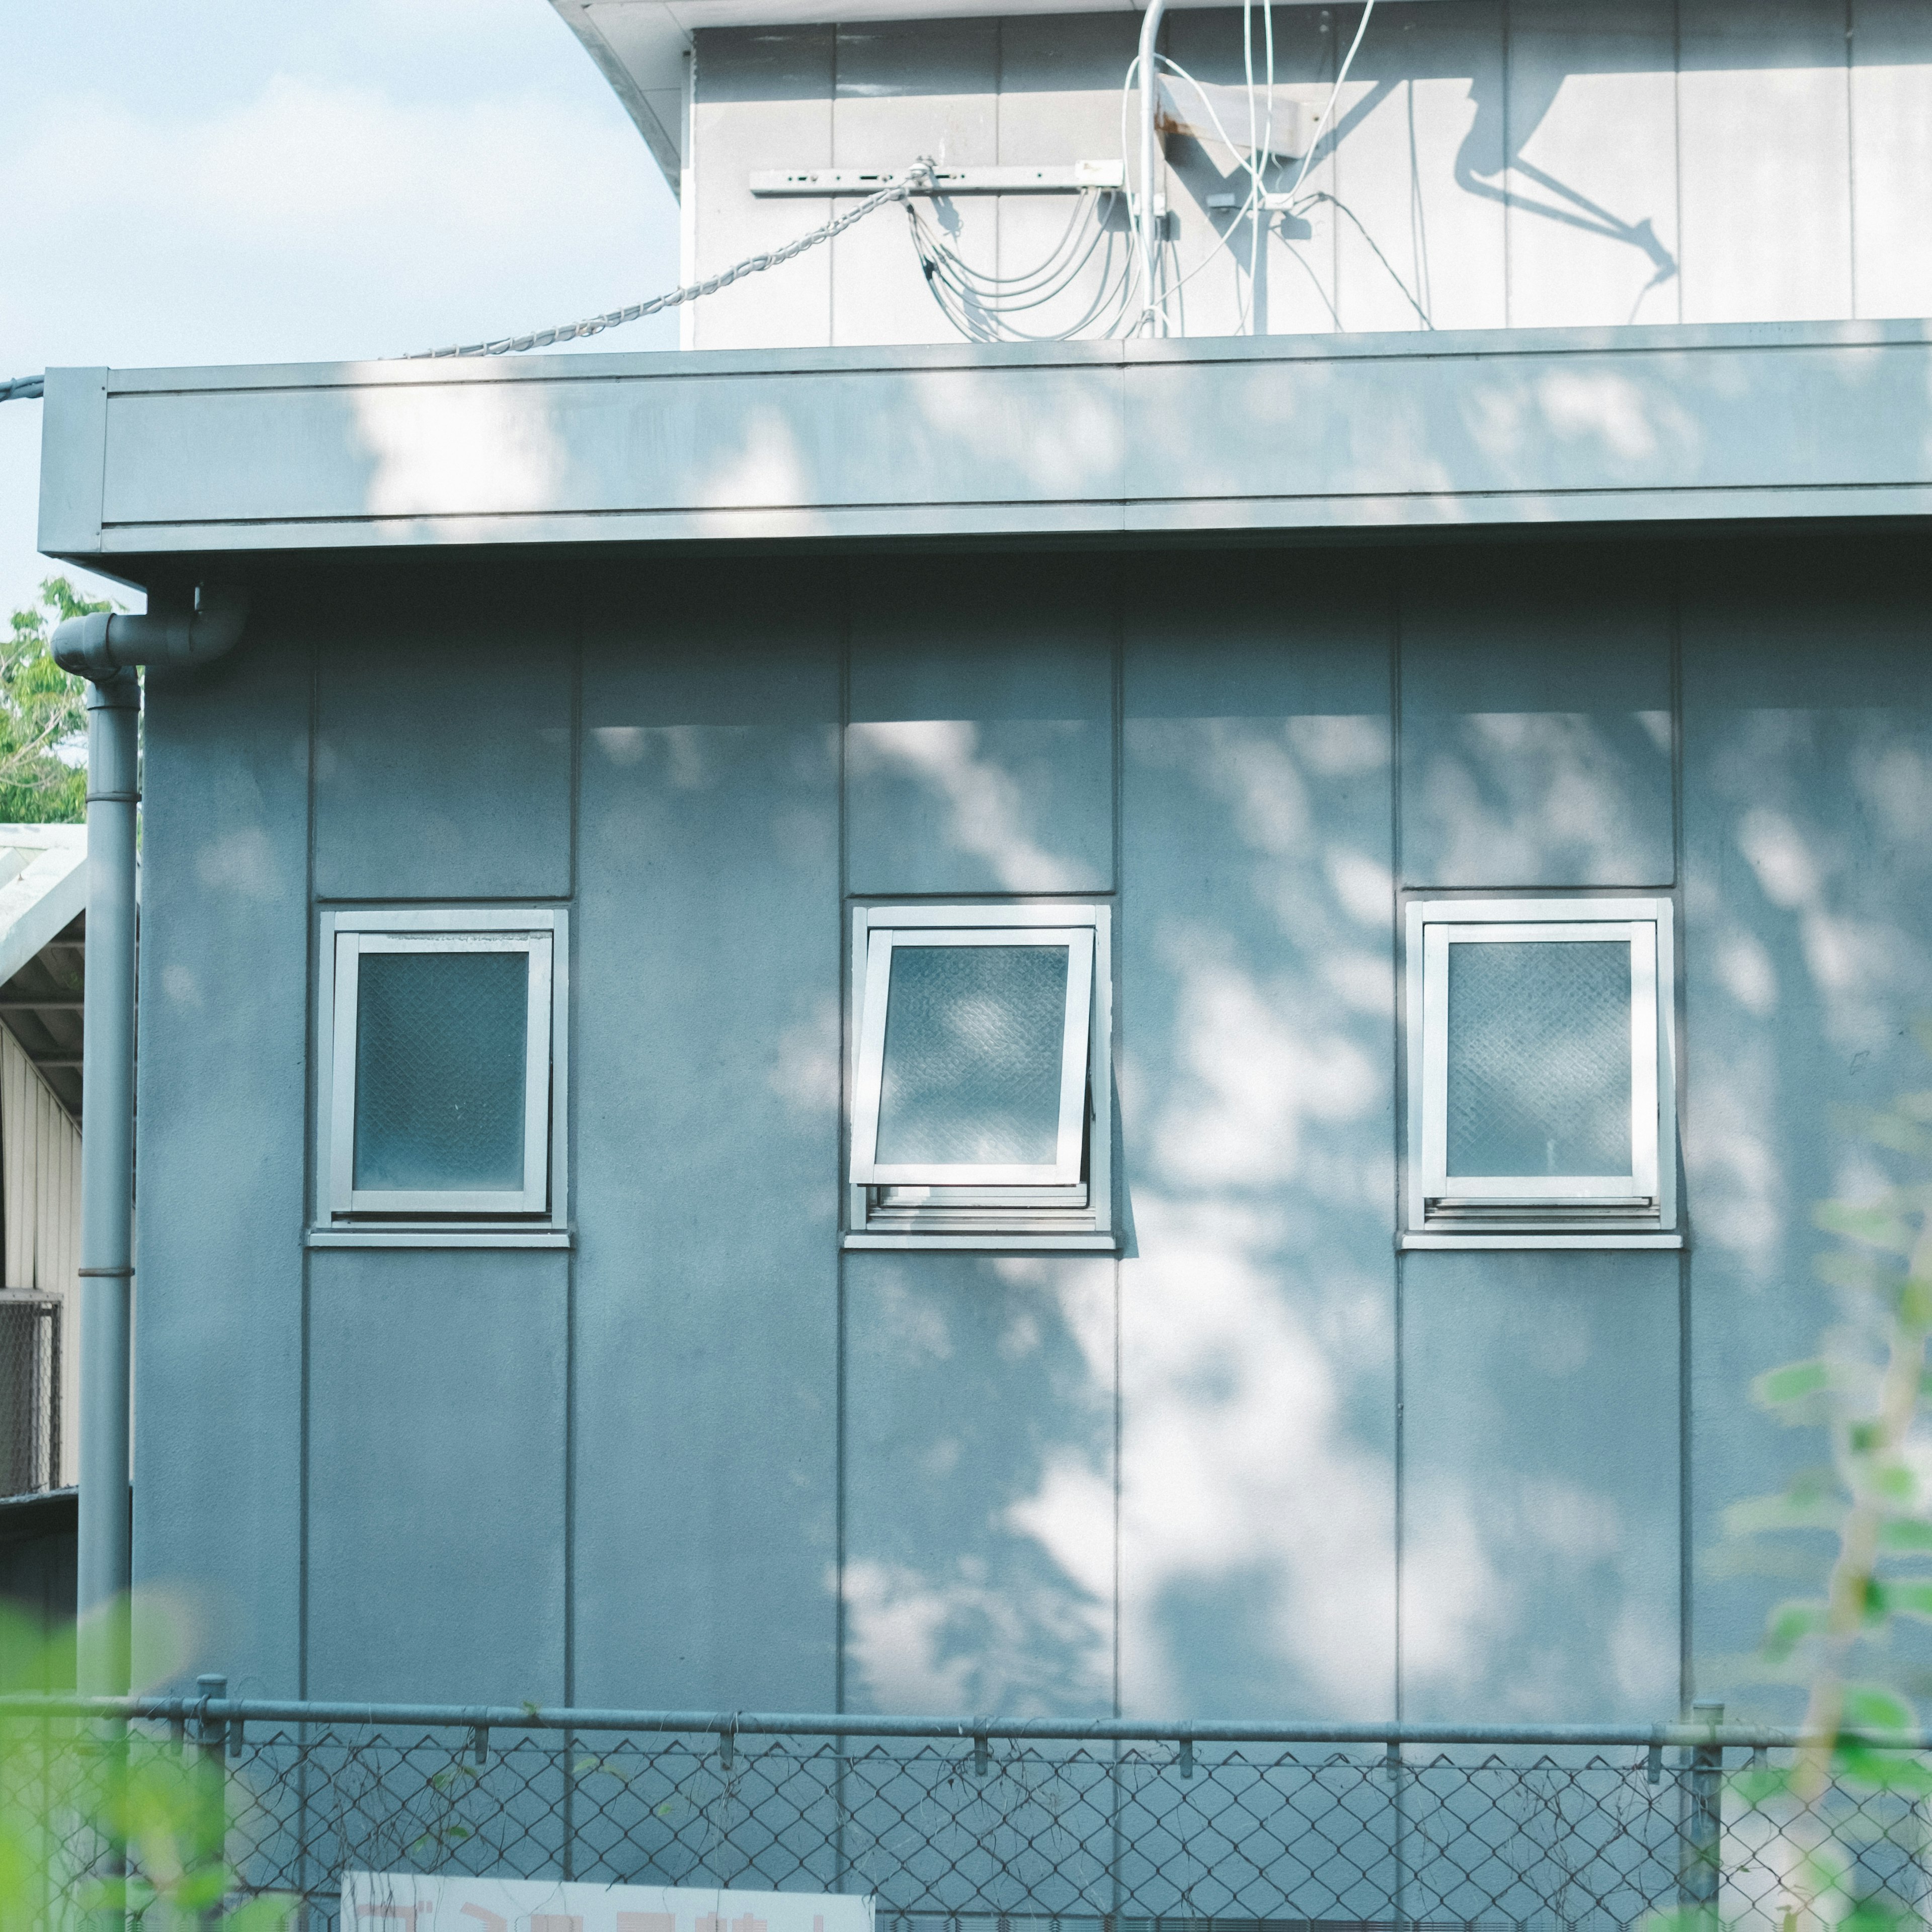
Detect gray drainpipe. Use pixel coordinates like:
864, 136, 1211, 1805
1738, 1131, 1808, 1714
52, 585, 248, 1695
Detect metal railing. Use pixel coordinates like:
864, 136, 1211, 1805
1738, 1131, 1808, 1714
4, 1693, 1928, 1929
0, 1292, 60, 1498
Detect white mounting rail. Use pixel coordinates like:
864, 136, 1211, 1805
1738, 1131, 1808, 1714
751, 163, 1126, 196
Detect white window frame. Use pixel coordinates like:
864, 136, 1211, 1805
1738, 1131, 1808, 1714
311, 908, 569, 1248
1404, 897, 1678, 1250
847, 903, 1112, 1252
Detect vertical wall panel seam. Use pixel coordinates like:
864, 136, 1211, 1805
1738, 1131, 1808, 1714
1328, 9, 1341, 323
1389, 561, 1405, 1722
565, 612, 584, 1710
1844, 0, 1859, 317
682, 43, 699, 347
994, 17, 1005, 288
299, 631, 319, 1699
1670, 552, 1692, 1711
829, 27, 842, 349
835, 559, 852, 1716
1110, 568, 1124, 1719
1500, 0, 1512, 331
1671, 0, 1684, 325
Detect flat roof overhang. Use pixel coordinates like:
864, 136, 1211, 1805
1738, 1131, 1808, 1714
38, 320, 1932, 586
547, 0, 1453, 185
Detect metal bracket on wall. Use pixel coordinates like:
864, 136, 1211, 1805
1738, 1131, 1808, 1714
752, 163, 1127, 196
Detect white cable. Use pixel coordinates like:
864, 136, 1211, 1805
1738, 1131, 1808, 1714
1257, 0, 1275, 331
1137, 53, 1271, 332
1242, 0, 1277, 334
904, 182, 1144, 340
1119, 51, 1151, 331
917, 223, 1139, 340
1286, 0, 1377, 213
910, 192, 1101, 301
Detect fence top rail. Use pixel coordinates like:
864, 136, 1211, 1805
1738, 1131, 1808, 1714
0, 1696, 1911, 1752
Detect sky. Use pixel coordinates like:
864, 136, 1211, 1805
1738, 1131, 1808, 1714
0, 0, 682, 624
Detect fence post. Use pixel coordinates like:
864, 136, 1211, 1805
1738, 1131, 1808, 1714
1680, 1699, 1724, 1921
195, 1675, 228, 1925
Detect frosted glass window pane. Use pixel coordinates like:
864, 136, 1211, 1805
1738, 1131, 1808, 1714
1446, 940, 1631, 1177
876, 945, 1070, 1165
355, 950, 530, 1191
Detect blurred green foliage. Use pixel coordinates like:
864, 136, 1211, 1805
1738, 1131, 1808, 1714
1, 578, 102, 824
1676, 1022, 1932, 1928
0, 1596, 294, 1926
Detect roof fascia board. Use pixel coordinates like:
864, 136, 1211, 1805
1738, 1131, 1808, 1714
547, 0, 686, 186
40, 321, 1932, 562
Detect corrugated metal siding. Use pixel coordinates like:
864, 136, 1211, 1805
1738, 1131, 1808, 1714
687, 0, 1932, 348
3, 1027, 83, 1486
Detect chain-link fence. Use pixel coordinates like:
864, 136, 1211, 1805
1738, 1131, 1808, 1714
0, 1292, 59, 1498
5, 1700, 1929, 1930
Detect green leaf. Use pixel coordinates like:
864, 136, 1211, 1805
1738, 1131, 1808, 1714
1817, 1202, 1919, 1254
1637, 1909, 1717, 1932
175, 1865, 229, 1910
1833, 1741, 1932, 1794
1879, 1519, 1932, 1552
1756, 1359, 1832, 1407
1729, 1763, 1792, 1807
1841, 1684, 1915, 1732
1871, 1463, 1919, 1505
227, 1896, 303, 1932
1763, 1597, 1829, 1659
1843, 1897, 1916, 1932
1879, 1580, 1932, 1621
1819, 1249, 1907, 1296
1726, 1491, 1847, 1535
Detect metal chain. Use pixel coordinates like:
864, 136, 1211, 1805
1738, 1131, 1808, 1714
408, 163, 936, 360
3, 166, 937, 393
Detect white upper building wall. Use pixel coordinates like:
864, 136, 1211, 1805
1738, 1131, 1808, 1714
552, 0, 1932, 350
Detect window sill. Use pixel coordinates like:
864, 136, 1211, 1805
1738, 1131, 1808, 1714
306, 1227, 573, 1250
844, 1232, 1119, 1253
1400, 1231, 1683, 1251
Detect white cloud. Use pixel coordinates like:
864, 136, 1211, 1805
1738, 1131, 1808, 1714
0, 5, 680, 619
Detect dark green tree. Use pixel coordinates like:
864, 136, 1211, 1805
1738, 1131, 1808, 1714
1, 577, 102, 824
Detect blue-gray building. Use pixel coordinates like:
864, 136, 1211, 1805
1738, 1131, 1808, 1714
32, 0, 1932, 1739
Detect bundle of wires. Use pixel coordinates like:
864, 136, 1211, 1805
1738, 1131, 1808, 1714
903, 189, 1143, 341
1124, 0, 1378, 338
900, 0, 1375, 343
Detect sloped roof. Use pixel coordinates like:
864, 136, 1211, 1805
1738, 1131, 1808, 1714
548, 0, 1351, 187
0, 828, 87, 1122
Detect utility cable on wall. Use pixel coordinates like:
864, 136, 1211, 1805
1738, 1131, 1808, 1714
2, 166, 939, 396
1, 0, 1383, 385
408, 167, 933, 358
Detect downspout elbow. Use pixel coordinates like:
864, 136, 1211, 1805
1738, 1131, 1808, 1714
53, 585, 249, 680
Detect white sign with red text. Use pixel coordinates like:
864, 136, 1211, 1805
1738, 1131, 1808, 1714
342, 1873, 876, 1932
